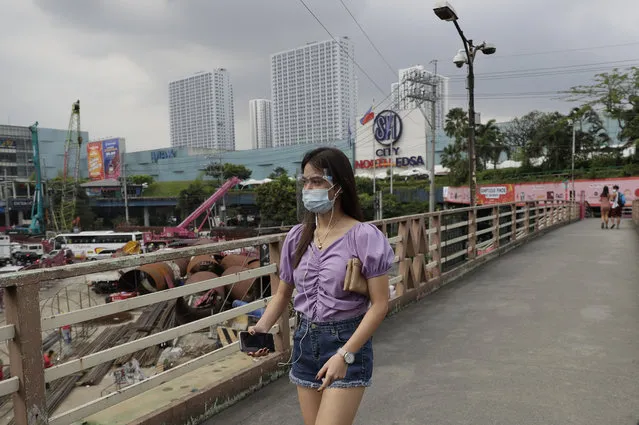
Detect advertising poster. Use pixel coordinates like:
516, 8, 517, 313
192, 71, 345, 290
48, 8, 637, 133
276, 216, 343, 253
477, 184, 515, 205
516, 182, 569, 203
443, 186, 470, 204
445, 177, 639, 206
102, 138, 121, 180
573, 177, 639, 206
87, 141, 105, 181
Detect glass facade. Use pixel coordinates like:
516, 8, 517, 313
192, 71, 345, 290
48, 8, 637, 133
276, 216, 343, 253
125, 140, 353, 182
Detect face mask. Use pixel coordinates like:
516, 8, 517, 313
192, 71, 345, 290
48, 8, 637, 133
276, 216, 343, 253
302, 187, 338, 214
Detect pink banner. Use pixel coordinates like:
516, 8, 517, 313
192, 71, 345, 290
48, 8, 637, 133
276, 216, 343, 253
444, 177, 639, 206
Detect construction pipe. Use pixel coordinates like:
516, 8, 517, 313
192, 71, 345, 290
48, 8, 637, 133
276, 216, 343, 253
220, 254, 260, 270
118, 262, 181, 294
172, 257, 190, 276
221, 265, 258, 302
174, 271, 223, 324
186, 255, 221, 275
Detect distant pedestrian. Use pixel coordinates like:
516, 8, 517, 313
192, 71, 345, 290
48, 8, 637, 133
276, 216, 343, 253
43, 350, 54, 390
599, 186, 611, 229
609, 185, 624, 229
61, 325, 72, 344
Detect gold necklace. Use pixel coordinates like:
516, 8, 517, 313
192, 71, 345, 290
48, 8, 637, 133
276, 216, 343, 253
315, 216, 342, 250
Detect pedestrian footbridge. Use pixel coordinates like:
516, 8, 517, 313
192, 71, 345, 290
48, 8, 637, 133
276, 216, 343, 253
0, 200, 637, 425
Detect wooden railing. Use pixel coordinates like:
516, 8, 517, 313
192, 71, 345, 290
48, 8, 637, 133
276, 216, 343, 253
0, 200, 578, 425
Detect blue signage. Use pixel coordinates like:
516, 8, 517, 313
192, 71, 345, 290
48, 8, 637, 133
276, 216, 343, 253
373, 110, 403, 146
151, 149, 177, 163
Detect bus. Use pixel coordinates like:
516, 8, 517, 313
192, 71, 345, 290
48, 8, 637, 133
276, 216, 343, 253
51, 231, 145, 260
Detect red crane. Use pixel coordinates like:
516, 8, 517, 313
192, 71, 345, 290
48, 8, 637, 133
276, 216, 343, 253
158, 176, 241, 240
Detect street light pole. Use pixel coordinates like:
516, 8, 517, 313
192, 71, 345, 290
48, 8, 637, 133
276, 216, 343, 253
453, 20, 477, 207
429, 60, 438, 213
434, 1, 495, 208
571, 120, 576, 202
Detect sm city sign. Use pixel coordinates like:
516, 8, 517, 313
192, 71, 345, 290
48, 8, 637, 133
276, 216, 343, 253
355, 110, 425, 170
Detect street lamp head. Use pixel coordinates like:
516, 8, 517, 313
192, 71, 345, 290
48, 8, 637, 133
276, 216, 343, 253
453, 49, 467, 68
480, 43, 496, 55
433, 1, 458, 21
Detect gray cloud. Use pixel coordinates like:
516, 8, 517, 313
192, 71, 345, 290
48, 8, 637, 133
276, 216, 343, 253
2, 0, 639, 152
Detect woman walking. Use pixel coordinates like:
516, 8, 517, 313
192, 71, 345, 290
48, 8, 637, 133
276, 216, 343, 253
600, 185, 611, 229
247, 147, 394, 425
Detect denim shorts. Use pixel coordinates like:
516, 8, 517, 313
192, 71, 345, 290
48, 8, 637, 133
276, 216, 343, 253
289, 314, 373, 389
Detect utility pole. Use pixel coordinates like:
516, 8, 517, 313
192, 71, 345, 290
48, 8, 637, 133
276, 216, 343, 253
571, 120, 576, 202
122, 163, 129, 225
403, 66, 438, 213
429, 60, 438, 214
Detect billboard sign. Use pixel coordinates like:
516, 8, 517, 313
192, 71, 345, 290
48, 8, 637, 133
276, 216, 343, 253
477, 184, 515, 205
102, 138, 121, 180
88, 138, 123, 181
87, 142, 105, 181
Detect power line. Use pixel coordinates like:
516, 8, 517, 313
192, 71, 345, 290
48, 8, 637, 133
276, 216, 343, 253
296, 0, 388, 97
337, 0, 396, 77
446, 59, 639, 82
492, 41, 639, 59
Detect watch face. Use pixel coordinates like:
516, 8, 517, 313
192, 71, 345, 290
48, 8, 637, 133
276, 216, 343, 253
344, 352, 355, 364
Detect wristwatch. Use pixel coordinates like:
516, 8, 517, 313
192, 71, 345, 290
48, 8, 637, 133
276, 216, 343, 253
338, 347, 355, 365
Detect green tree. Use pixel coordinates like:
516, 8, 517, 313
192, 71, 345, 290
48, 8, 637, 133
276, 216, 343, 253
177, 180, 208, 220
475, 119, 503, 170
532, 112, 573, 170
268, 166, 288, 179
564, 67, 639, 148
501, 111, 546, 168
354, 176, 374, 194
128, 175, 155, 185
255, 175, 298, 225
222, 163, 252, 180
205, 162, 252, 182
444, 107, 469, 148
441, 108, 470, 185
204, 163, 224, 182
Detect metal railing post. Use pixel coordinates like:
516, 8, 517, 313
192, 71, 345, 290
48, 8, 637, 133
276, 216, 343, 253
5, 284, 47, 425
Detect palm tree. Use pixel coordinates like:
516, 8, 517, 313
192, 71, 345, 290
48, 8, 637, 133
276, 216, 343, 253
476, 119, 505, 169
444, 108, 469, 149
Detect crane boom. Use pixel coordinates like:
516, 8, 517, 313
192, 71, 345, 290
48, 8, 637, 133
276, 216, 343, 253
178, 177, 240, 229
159, 177, 240, 239
27, 122, 45, 235
54, 100, 82, 232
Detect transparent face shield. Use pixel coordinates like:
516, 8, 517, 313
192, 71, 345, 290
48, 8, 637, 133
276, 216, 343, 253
295, 169, 334, 222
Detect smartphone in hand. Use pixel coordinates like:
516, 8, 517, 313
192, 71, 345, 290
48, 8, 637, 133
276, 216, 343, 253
239, 331, 276, 353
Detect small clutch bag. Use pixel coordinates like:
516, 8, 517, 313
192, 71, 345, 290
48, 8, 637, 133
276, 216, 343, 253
343, 258, 369, 297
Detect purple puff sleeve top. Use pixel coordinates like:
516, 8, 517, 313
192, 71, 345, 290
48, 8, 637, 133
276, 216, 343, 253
278, 222, 395, 322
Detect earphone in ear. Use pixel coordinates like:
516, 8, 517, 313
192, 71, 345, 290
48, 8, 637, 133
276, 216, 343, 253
278, 235, 313, 367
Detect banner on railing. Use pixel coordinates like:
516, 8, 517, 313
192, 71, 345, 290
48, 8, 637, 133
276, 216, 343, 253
477, 184, 515, 205
445, 177, 639, 206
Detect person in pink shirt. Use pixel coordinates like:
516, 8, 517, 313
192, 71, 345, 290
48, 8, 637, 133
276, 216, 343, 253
248, 147, 394, 425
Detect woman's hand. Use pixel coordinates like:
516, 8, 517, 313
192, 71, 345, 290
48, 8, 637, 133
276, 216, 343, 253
316, 354, 348, 391
245, 324, 270, 358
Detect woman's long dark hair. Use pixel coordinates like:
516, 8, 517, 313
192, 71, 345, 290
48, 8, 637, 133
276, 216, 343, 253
292, 147, 364, 268
602, 185, 609, 198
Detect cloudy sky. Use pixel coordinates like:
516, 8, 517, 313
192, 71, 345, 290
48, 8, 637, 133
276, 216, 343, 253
2, 0, 639, 152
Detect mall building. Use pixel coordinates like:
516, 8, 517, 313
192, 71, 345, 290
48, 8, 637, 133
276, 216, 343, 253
126, 108, 451, 182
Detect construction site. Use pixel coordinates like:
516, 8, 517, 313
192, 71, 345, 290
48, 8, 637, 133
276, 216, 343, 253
0, 241, 274, 424
0, 100, 287, 424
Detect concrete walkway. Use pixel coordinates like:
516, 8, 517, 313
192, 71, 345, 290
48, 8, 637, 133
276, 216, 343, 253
207, 219, 639, 425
